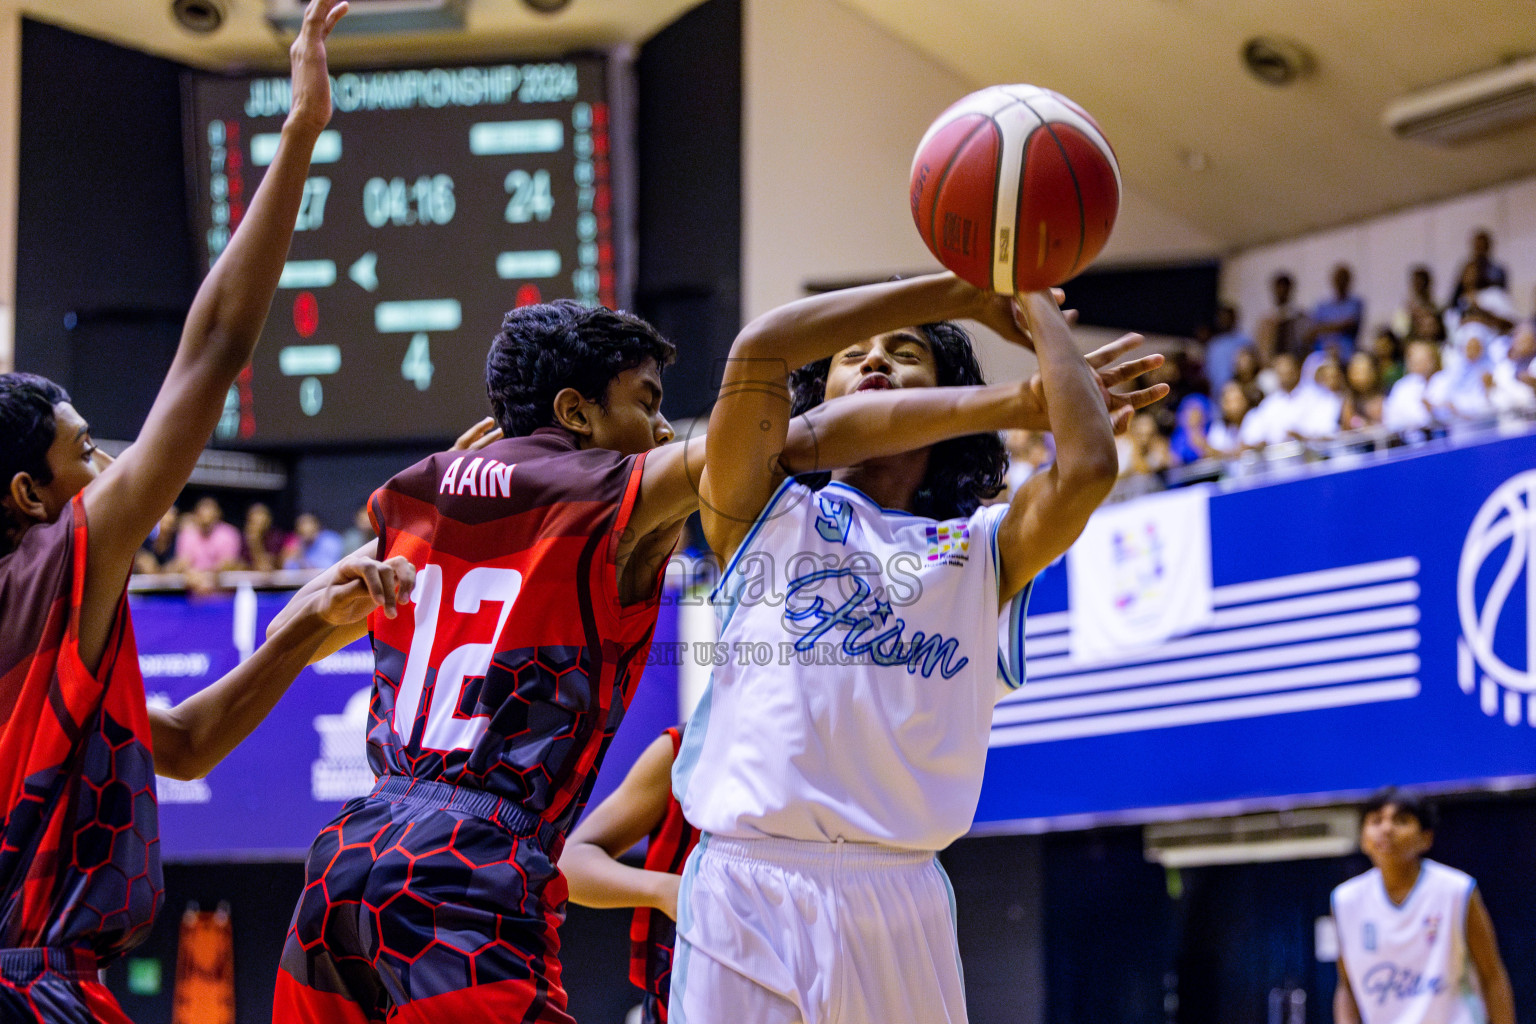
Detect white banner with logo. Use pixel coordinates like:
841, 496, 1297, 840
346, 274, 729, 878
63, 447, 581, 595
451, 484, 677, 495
1068, 485, 1215, 662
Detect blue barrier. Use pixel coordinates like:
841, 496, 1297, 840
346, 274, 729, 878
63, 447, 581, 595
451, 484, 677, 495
978, 427, 1536, 830
132, 591, 679, 860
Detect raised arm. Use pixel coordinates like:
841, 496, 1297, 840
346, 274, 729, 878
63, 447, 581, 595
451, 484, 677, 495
562, 733, 681, 918
78, 0, 347, 671
994, 293, 1118, 604
150, 553, 411, 780
629, 330, 1164, 548
697, 273, 997, 560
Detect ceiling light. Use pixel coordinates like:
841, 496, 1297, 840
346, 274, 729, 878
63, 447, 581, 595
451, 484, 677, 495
1242, 36, 1314, 87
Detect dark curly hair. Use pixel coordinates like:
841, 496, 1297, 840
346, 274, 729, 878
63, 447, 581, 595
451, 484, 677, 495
789, 320, 1006, 520
0, 372, 71, 554
486, 300, 677, 437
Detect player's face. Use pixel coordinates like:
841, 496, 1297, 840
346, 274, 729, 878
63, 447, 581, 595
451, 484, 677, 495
33, 403, 108, 522
1360, 803, 1432, 870
823, 330, 938, 401
589, 361, 673, 455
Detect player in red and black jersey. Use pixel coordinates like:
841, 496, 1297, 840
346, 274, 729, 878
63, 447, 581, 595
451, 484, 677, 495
269, 279, 1166, 1021
0, 5, 416, 1021
563, 727, 699, 1024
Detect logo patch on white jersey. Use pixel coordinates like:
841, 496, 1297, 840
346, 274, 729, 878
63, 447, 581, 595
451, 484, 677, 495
925, 523, 970, 566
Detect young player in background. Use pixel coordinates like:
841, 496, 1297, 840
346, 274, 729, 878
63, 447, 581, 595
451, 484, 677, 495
0, 3, 396, 1020
671, 273, 1138, 1023
563, 728, 700, 1023
1332, 788, 1515, 1024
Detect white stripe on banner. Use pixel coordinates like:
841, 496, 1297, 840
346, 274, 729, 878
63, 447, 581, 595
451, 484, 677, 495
1028, 605, 1420, 679
1023, 581, 1421, 658
992, 555, 1424, 746
991, 679, 1421, 745
1213, 557, 1419, 607
1004, 629, 1421, 703
993, 654, 1420, 725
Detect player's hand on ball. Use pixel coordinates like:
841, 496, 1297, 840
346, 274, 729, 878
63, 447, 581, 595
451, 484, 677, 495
315, 555, 416, 624
453, 417, 504, 452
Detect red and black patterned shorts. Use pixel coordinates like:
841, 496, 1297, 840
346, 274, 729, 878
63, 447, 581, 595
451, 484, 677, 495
273, 776, 572, 1024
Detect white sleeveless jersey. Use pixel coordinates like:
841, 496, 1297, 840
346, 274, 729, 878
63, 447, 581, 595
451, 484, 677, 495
1332, 860, 1482, 1024
673, 479, 1030, 851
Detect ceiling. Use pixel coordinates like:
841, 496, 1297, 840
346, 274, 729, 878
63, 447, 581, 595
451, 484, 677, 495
15, 0, 1536, 253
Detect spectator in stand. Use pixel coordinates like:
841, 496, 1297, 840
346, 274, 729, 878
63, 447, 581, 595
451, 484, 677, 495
1003, 428, 1054, 496
1293, 352, 1346, 440
1369, 327, 1405, 392
134, 505, 181, 575
1383, 339, 1443, 435
175, 496, 243, 572
1241, 352, 1306, 448
1117, 411, 1174, 478
1470, 287, 1520, 360
1491, 326, 1536, 419
1448, 228, 1509, 310
1444, 262, 1485, 336
1168, 394, 1213, 464
1206, 382, 1251, 457
1231, 345, 1265, 408
1255, 271, 1310, 363
1391, 265, 1446, 344
281, 512, 346, 570
1306, 263, 1364, 359
340, 503, 374, 553
1341, 352, 1386, 431
1203, 304, 1251, 395
240, 501, 286, 572
1437, 330, 1500, 428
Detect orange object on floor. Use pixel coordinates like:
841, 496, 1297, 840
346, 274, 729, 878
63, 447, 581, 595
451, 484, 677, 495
171, 904, 234, 1024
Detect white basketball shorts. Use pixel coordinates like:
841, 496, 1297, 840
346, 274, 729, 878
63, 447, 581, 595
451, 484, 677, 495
669, 834, 968, 1024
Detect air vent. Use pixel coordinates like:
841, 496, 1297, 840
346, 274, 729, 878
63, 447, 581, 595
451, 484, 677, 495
1384, 56, 1536, 145
1144, 808, 1358, 867
265, 0, 465, 35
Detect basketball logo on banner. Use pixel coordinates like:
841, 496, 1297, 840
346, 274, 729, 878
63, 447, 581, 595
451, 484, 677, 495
1457, 470, 1536, 727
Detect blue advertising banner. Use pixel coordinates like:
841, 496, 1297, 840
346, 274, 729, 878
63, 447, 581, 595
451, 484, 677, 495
132, 591, 680, 860
978, 429, 1536, 830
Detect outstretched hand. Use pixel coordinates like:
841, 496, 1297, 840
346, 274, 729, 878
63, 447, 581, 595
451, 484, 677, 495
1018, 333, 1169, 434
286, 0, 348, 137
313, 554, 416, 625
453, 416, 505, 452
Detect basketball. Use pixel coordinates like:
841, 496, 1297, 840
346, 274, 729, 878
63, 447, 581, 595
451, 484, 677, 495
910, 84, 1120, 295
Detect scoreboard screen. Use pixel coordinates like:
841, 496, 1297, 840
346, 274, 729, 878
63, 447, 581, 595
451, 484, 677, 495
184, 56, 629, 445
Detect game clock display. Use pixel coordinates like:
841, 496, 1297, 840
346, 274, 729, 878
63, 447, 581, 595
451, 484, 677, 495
184, 56, 628, 444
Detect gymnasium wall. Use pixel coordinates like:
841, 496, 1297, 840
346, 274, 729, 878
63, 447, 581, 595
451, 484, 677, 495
1223, 173, 1536, 333
0, 11, 17, 372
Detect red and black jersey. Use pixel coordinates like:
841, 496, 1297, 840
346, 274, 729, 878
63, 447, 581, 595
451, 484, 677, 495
628, 727, 700, 1018
0, 495, 162, 960
366, 427, 665, 837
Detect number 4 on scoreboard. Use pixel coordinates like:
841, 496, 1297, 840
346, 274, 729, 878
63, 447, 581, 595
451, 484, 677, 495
402, 333, 434, 391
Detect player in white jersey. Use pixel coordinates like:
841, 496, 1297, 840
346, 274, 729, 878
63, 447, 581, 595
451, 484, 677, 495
671, 274, 1130, 1023
1332, 789, 1515, 1024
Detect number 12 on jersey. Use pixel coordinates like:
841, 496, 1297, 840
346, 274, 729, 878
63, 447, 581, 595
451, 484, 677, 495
392, 563, 524, 754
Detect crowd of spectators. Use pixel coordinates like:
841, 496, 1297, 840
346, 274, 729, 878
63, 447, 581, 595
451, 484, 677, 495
132, 497, 367, 591
1064, 229, 1536, 497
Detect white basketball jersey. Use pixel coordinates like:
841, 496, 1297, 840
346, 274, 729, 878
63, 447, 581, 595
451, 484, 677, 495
1332, 860, 1482, 1024
673, 479, 1030, 851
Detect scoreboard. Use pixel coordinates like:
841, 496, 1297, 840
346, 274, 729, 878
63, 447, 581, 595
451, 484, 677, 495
184, 56, 629, 445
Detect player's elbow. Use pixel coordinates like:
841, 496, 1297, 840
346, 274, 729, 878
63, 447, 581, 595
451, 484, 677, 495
1057, 448, 1119, 497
